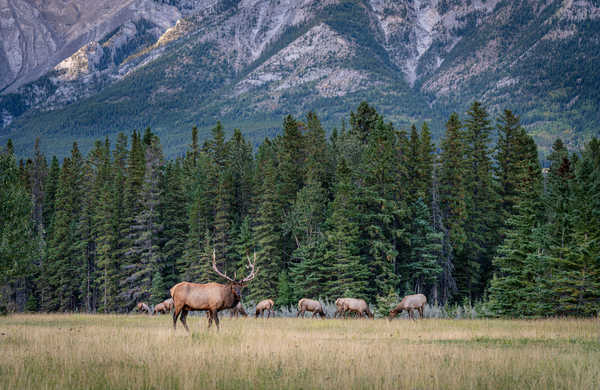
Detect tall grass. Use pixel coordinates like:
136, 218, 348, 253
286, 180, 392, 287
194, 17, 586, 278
1, 314, 599, 389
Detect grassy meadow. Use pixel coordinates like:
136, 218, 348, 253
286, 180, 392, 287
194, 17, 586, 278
0, 314, 599, 389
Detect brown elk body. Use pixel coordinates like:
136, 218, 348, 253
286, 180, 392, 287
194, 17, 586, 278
170, 251, 257, 331
255, 299, 274, 318
136, 302, 151, 314
230, 302, 248, 318
297, 298, 326, 319
163, 298, 174, 311
153, 302, 168, 315
340, 298, 373, 319
388, 294, 427, 320
334, 298, 350, 318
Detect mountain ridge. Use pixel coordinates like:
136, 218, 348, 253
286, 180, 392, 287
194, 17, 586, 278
1, 0, 599, 157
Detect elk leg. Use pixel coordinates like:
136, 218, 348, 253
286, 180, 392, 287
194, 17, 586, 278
173, 307, 181, 330
212, 310, 220, 331
180, 309, 190, 332
207, 311, 213, 328
267, 309, 271, 319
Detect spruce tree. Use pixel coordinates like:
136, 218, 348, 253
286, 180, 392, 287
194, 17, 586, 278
124, 135, 164, 307
159, 161, 187, 292
460, 102, 499, 300
0, 146, 38, 311
488, 136, 549, 317
250, 141, 283, 301
324, 159, 369, 300
357, 118, 402, 299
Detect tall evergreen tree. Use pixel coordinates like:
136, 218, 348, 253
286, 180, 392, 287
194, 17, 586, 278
460, 102, 498, 300
488, 134, 549, 316
250, 141, 283, 301
324, 159, 369, 300
0, 145, 38, 311
124, 135, 164, 307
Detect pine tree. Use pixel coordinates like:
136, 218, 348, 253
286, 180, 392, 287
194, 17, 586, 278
286, 180, 327, 300
0, 146, 38, 311
227, 129, 254, 226
324, 159, 369, 300
357, 118, 402, 299
118, 131, 145, 307
438, 113, 467, 260
488, 136, 549, 317
549, 138, 600, 315
159, 161, 187, 293
250, 141, 283, 301
418, 122, 434, 206
460, 102, 499, 300
402, 199, 443, 295
123, 135, 164, 308
95, 139, 118, 313
349, 102, 380, 145
46, 158, 74, 311
180, 152, 212, 281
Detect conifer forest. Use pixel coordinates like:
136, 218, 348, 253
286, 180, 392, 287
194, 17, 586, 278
1, 101, 599, 317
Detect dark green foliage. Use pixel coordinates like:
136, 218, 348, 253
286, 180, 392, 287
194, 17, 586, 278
324, 159, 368, 299
4, 103, 600, 317
458, 102, 499, 301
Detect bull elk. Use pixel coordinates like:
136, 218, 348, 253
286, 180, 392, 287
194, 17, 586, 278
136, 302, 151, 314
170, 249, 258, 331
255, 299, 274, 318
230, 302, 248, 318
388, 294, 427, 320
339, 298, 373, 319
297, 298, 326, 319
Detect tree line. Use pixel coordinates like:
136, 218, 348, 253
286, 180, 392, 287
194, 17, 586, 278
1, 101, 599, 317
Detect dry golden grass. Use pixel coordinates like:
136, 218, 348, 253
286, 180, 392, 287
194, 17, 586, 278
0, 314, 599, 389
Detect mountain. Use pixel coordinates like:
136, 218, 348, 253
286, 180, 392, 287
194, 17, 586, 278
1, 0, 599, 157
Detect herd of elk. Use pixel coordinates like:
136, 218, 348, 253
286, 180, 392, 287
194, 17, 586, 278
135, 248, 428, 328
170, 250, 258, 331
255, 299, 274, 318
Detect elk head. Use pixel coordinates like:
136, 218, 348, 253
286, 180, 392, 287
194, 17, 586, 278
212, 249, 258, 299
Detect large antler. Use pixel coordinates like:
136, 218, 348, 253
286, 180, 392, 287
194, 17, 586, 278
212, 249, 235, 282
241, 252, 258, 283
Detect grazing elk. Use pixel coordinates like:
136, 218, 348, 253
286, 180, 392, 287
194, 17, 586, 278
163, 298, 174, 312
170, 250, 258, 331
230, 302, 248, 318
334, 298, 350, 318
388, 294, 427, 320
255, 299, 275, 318
153, 302, 168, 315
136, 302, 151, 314
297, 298, 326, 319
340, 298, 373, 319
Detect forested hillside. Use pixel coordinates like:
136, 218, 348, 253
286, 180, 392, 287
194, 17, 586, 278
1, 102, 599, 316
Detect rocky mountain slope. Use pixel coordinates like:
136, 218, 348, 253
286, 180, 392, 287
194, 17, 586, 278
1, 0, 599, 157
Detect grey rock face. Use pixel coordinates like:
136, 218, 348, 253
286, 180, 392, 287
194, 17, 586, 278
0, 0, 180, 92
